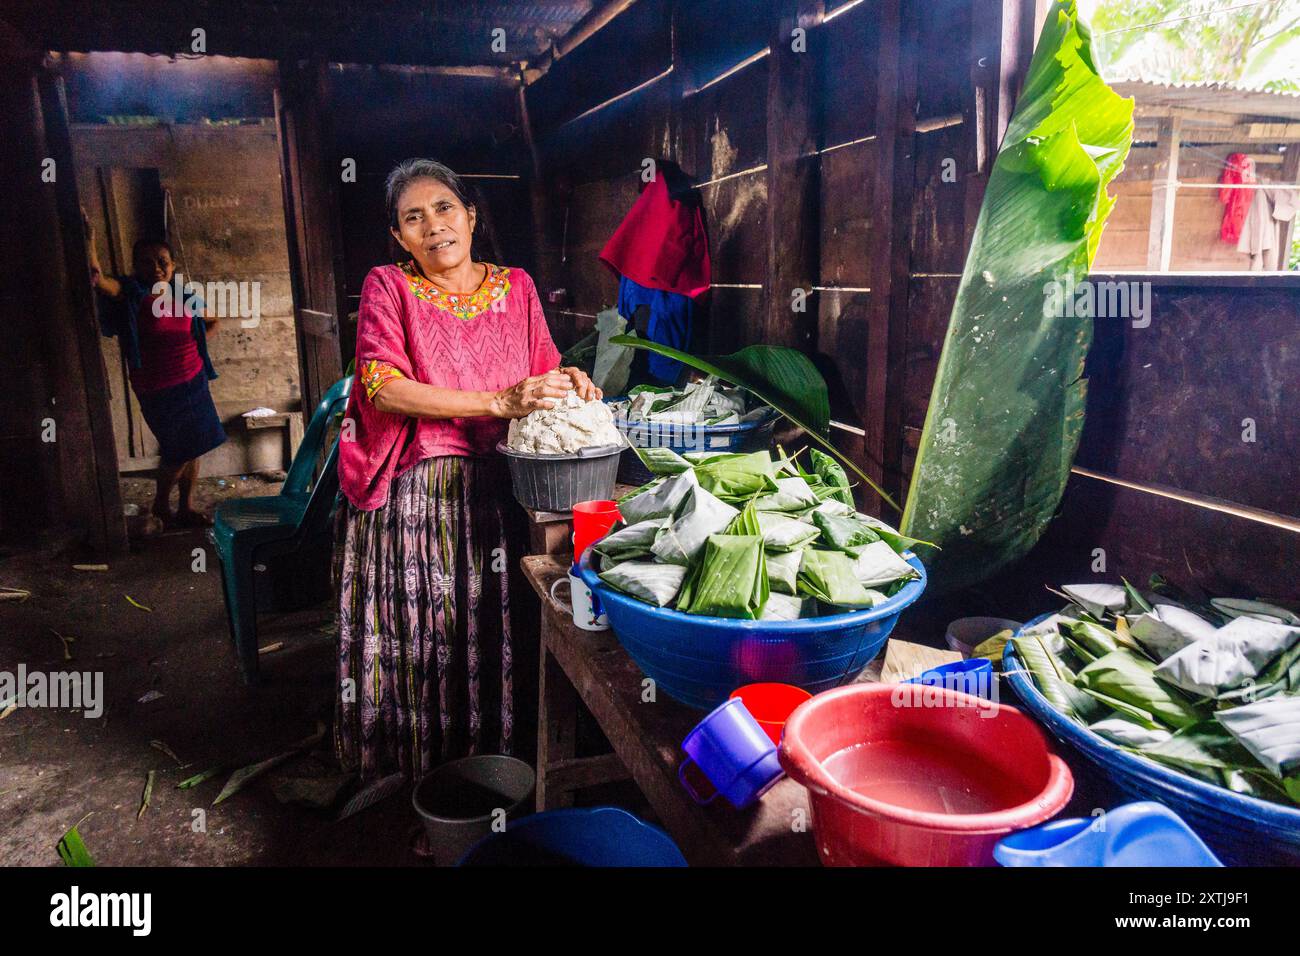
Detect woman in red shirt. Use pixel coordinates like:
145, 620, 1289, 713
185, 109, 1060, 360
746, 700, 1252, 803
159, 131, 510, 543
89, 231, 225, 528
336, 159, 600, 781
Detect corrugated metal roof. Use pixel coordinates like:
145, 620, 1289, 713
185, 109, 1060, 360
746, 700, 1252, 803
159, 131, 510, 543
1111, 78, 1300, 122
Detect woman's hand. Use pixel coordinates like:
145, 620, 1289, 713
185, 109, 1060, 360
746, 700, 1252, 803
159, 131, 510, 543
560, 366, 602, 402
490, 370, 574, 419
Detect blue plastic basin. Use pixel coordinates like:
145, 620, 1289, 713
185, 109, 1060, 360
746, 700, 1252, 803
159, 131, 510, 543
1004, 616, 1300, 866
457, 807, 687, 867
607, 399, 778, 485
578, 548, 928, 710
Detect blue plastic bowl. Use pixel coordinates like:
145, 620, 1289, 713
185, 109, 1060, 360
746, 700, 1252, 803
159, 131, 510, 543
578, 548, 928, 710
457, 807, 687, 867
1004, 616, 1300, 866
607, 398, 779, 485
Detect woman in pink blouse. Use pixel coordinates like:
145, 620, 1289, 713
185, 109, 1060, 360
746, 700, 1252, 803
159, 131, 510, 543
336, 159, 600, 780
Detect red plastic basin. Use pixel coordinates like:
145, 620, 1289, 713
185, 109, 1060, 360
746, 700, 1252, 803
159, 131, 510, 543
779, 683, 1073, 866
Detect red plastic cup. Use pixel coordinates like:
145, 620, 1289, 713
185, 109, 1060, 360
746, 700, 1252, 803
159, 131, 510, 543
729, 683, 812, 745
572, 499, 622, 561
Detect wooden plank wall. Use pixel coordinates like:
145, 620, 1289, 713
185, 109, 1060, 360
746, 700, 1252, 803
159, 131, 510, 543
519, 0, 1299, 604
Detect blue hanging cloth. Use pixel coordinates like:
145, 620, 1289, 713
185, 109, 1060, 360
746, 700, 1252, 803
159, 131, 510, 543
616, 275, 692, 384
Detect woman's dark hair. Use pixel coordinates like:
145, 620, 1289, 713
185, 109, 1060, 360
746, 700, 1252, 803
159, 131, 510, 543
385, 158, 474, 230
132, 238, 173, 259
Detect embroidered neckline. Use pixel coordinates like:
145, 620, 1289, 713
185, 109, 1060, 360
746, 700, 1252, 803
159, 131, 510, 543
401, 260, 511, 320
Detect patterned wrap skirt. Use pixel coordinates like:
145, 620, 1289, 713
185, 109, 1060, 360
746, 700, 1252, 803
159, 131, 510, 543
335, 454, 529, 780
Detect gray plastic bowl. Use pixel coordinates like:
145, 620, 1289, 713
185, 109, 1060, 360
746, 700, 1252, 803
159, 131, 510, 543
411, 755, 536, 867
496, 439, 624, 512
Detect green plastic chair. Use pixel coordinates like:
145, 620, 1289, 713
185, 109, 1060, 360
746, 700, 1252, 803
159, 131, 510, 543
210, 375, 353, 683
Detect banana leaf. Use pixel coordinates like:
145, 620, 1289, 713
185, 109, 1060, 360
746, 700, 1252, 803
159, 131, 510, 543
599, 560, 687, 607
899, 2, 1134, 591
618, 469, 698, 524
755, 511, 821, 552
811, 511, 880, 553
1012, 629, 1079, 719
752, 476, 820, 512
1077, 651, 1202, 730
692, 451, 778, 501
1154, 616, 1299, 699
849, 540, 918, 590
56, 825, 95, 867
592, 518, 665, 562
854, 514, 934, 557
609, 336, 897, 509
677, 533, 768, 619
759, 591, 810, 621
1061, 618, 1119, 657
796, 549, 876, 608
1212, 598, 1300, 627
1215, 696, 1300, 778
809, 449, 854, 507
1089, 716, 1170, 748
632, 445, 691, 476
651, 484, 739, 567
725, 498, 763, 537
1139, 720, 1263, 774
765, 549, 802, 595
1061, 584, 1127, 619
1129, 604, 1216, 662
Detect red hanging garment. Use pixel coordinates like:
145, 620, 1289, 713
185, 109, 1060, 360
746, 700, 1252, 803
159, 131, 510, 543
599, 173, 711, 299
1219, 152, 1255, 244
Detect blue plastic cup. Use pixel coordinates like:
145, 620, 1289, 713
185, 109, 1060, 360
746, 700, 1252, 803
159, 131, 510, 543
905, 658, 995, 699
679, 698, 783, 809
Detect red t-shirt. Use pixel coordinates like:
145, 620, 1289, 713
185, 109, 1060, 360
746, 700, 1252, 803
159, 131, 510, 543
130, 296, 204, 394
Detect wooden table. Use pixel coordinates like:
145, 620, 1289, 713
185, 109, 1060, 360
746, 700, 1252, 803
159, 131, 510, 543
522, 553, 959, 866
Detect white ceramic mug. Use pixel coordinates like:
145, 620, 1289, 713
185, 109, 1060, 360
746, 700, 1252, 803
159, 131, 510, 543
550, 570, 609, 631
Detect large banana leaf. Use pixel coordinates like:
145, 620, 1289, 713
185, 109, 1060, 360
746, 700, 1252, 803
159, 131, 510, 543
610, 336, 898, 510
900, 1, 1133, 590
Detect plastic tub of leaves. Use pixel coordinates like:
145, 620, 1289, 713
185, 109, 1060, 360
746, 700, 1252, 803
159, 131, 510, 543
607, 381, 779, 486
1004, 614, 1300, 866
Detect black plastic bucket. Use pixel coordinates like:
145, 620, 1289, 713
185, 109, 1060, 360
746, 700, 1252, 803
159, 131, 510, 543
496, 440, 623, 512
411, 755, 536, 866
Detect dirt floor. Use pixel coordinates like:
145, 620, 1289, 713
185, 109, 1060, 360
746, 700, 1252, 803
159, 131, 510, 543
0, 476, 421, 867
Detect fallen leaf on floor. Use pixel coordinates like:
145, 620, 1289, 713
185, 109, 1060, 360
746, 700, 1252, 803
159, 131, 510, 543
56, 825, 96, 867
212, 722, 327, 807
258, 641, 285, 655
177, 767, 223, 790
334, 772, 405, 822
150, 740, 183, 766
0, 587, 30, 603
51, 630, 75, 661
124, 595, 152, 612
0, 703, 16, 720
137, 690, 164, 704
73, 564, 108, 572
137, 770, 155, 820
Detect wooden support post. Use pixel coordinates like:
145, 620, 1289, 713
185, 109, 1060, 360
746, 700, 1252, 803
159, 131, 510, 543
1146, 116, 1181, 272
1277, 144, 1299, 270
763, 1, 823, 351
36, 67, 128, 554
275, 60, 346, 415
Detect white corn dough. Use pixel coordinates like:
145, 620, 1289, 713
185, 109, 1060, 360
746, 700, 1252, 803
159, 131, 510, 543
507, 391, 625, 454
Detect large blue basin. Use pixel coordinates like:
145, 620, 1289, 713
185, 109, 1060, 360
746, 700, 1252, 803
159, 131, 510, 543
1004, 616, 1300, 866
577, 548, 927, 710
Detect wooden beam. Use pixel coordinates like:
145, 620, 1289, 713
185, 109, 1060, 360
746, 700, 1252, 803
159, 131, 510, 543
763, 0, 824, 351
525, 0, 643, 84
1146, 115, 1181, 271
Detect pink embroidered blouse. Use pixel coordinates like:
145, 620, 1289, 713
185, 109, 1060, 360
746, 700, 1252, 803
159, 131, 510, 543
338, 261, 562, 511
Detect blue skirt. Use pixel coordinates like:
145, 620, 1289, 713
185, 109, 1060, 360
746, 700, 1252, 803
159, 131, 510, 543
136, 372, 227, 466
